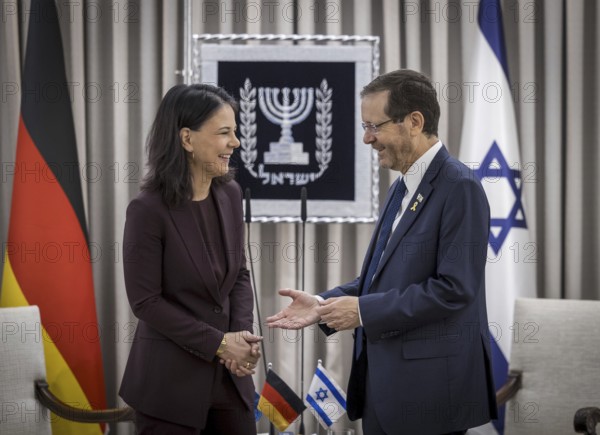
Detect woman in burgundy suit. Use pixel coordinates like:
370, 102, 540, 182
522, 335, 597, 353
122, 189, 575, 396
119, 84, 261, 434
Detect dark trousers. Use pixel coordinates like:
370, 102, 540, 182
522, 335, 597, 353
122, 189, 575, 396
361, 357, 467, 435
134, 365, 256, 435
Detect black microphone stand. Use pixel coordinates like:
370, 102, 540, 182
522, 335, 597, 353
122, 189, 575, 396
244, 189, 274, 435
244, 188, 268, 376
298, 187, 308, 435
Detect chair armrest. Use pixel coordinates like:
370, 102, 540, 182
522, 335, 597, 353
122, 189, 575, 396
574, 407, 600, 435
495, 370, 522, 407
35, 380, 135, 423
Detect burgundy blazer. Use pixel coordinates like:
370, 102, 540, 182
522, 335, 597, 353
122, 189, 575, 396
118, 180, 255, 428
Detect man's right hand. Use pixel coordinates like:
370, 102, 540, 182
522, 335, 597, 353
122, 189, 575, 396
266, 288, 321, 329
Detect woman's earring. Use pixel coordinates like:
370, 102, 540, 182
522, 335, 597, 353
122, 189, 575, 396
191, 151, 195, 161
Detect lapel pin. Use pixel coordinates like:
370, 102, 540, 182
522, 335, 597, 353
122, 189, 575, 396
417, 193, 424, 203
410, 201, 418, 212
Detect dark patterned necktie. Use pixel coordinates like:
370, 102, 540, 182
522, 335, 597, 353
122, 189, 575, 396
355, 177, 406, 358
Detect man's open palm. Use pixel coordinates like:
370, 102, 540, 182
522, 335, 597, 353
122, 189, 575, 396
266, 288, 320, 329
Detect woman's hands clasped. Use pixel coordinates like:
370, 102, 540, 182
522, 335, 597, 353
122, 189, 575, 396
218, 331, 262, 377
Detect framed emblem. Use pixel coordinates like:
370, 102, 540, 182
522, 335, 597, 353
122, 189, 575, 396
193, 36, 379, 222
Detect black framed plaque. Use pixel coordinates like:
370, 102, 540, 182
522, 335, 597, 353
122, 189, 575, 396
194, 41, 378, 222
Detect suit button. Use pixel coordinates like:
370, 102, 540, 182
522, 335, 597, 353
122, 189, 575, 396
213, 306, 222, 314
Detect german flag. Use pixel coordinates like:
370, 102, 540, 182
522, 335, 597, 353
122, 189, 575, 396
0, 0, 106, 434
258, 369, 306, 431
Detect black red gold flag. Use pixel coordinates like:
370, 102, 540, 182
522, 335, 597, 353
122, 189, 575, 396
257, 369, 306, 431
1, 0, 107, 433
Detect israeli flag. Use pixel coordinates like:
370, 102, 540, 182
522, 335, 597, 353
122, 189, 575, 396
305, 361, 347, 429
459, 0, 537, 433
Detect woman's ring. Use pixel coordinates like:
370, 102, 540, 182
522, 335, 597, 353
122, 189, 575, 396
245, 362, 251, 369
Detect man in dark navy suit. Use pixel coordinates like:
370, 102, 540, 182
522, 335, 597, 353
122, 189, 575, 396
267, 69, 498, 435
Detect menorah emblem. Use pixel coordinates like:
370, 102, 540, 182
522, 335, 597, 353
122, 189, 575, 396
258, 87, 314, 165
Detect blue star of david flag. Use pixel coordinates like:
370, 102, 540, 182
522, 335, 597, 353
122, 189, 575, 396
459, 0, 537, 433
305, 361, 347, 429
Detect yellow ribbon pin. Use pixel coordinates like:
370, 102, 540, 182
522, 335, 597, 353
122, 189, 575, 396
410, 201, 418, 212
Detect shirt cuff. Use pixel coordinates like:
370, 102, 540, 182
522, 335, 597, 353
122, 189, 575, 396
316, 295, 363, 326
357, 298, 364, 326
314, 296, 325, 323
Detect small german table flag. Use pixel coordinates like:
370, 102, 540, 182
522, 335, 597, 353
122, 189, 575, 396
258, 369, 306, 431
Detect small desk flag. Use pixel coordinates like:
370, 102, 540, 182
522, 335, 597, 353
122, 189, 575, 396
254, 391, 263, 422
257, 369, 306, 431
305, 361, 347, 429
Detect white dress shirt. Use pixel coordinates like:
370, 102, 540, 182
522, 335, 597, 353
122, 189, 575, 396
393, 140, 443, 231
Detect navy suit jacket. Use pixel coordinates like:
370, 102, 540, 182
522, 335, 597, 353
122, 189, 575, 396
321, 146, 497, 434
118, 181, 255, 428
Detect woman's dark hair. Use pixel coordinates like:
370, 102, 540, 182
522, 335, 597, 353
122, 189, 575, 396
361, 69, 440, 137
142, 84, 238, 207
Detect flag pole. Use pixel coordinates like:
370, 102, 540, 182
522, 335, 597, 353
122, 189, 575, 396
315, 358, 323, 435
267, 362, 275, 435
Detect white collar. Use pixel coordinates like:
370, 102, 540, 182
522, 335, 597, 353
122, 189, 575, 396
400, 140, 444, 195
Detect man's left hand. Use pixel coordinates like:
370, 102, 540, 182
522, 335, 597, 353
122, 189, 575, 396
316, 296, 360, 331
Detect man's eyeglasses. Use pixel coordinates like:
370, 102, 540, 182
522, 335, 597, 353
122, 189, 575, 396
361, 119, 394, 135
